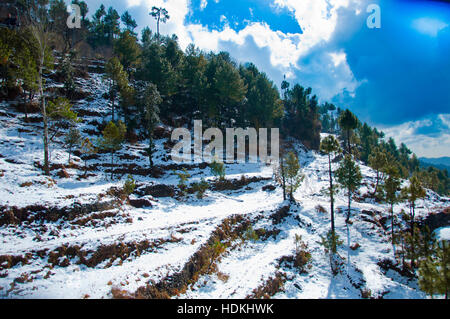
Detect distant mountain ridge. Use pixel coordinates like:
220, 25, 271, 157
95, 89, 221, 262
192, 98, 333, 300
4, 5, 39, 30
419, 157, 450, 171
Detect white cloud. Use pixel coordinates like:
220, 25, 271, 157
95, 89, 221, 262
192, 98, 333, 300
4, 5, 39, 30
125, 0, 362, 99
330, 51, 347, 67
382, 115, 450, 158
200, 0, 208, 11
412, 17, 448, 37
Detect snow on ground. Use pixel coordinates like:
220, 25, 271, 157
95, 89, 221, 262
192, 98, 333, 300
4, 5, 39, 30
0, 70, 449, 299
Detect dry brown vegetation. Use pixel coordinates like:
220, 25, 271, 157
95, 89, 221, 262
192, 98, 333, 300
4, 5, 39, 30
133, 215, 251, 299
246, 272, 286, 299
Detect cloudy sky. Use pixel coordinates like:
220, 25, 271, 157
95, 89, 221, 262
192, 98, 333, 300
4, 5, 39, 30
76, 0, 450, 158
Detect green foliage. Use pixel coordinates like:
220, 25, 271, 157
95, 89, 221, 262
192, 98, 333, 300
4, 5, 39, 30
174, 168, 191, 195
320, 135, 341, 155
336, 154, 362, 222
60, 52, 76, 98
243, 226, 259, 243
123, 175, 136, 197
418, 240, 450, 298
150, 7, 170, 39
98, 121, 126, 179
80, 137, 96, 174
369, 147, 388, 196
283, 151, 305, 201
207, 240, 227, 272
121, 11, 137, 34
320, 230, 344, 254
64, 127, 81, 163
104, 57, 130, 121
141, 83, 162, 167
192, 178, 209, 199
401, 175, 426, 222
238, 63, 283, 128
47, 97, 79, 143
383, 165, 402, 207
338, 109, 358, 154
282, 84, 321, 150
210, 158, 226, 181
114, 30, 141, 74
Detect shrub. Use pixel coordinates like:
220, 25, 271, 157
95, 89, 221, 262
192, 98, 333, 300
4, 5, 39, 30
315, 205, 327, 214
210, 159, 225, 180
320, 230, 343, 254
174, 168, 191, 196
192, 178, 209, 199
243, 226, 259, 243
123, 175, 136, 198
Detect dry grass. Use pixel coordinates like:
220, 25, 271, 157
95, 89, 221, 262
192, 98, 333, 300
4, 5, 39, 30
134, 215, 251, 299
246, 272, 286, 299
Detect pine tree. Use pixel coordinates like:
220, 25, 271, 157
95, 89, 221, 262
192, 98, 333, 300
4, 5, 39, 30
47, 97, 79, 142
141, 83, 162, 168
210, 158, 226, 181
98, 121, 126, 179
383, 164, 401, 252
320, 135, 341, 249
338, 109, 358, 154
104, 57, 129, 121
284, 151, 305, 202
80, 137, 96, 175
150, 7, 170, 41
121, 11, 137, 34
336, 154, 362, 223
401, 175, 426, 267
274, 144, 288, 201
369, 147, 388, 197
64, 127, 81, 164
419, 240, 450, 299
114, 30, 141, 76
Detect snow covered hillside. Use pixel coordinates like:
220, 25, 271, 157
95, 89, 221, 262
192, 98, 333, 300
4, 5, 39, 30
0, 65, 449, 299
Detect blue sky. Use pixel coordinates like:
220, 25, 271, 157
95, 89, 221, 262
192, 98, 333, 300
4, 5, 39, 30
76, 0, 450, 158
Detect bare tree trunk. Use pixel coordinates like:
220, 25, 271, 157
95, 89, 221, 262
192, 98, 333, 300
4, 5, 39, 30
39, 63, 50, 176
328, 154, 336, 248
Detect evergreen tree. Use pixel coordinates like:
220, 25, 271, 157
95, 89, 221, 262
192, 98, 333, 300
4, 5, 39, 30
141, 83, 162, 168
382, 164, 402, 252
204, 53, 247, 126
150, 7, 170, 41
141, 27, 152, 46
98, 121, 126, 179
320, 135, 341, 249
80, 137, 96, 175
282, 84, 321, 150
210, 158, 226, 181
368, 147, 388, 197
336, 154, 362, 223
338, 109, 358, 154
104, 7, 121, 44
121, 11, 137, 34
419, 240, 450, 299
47, 97, 79, 142
284, 151, 304, 202
239, 63, 283, 129
64, 127, 81, 164
401, 175, 426, 267
114, 30, 141, 76
104, 57, 129, 121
